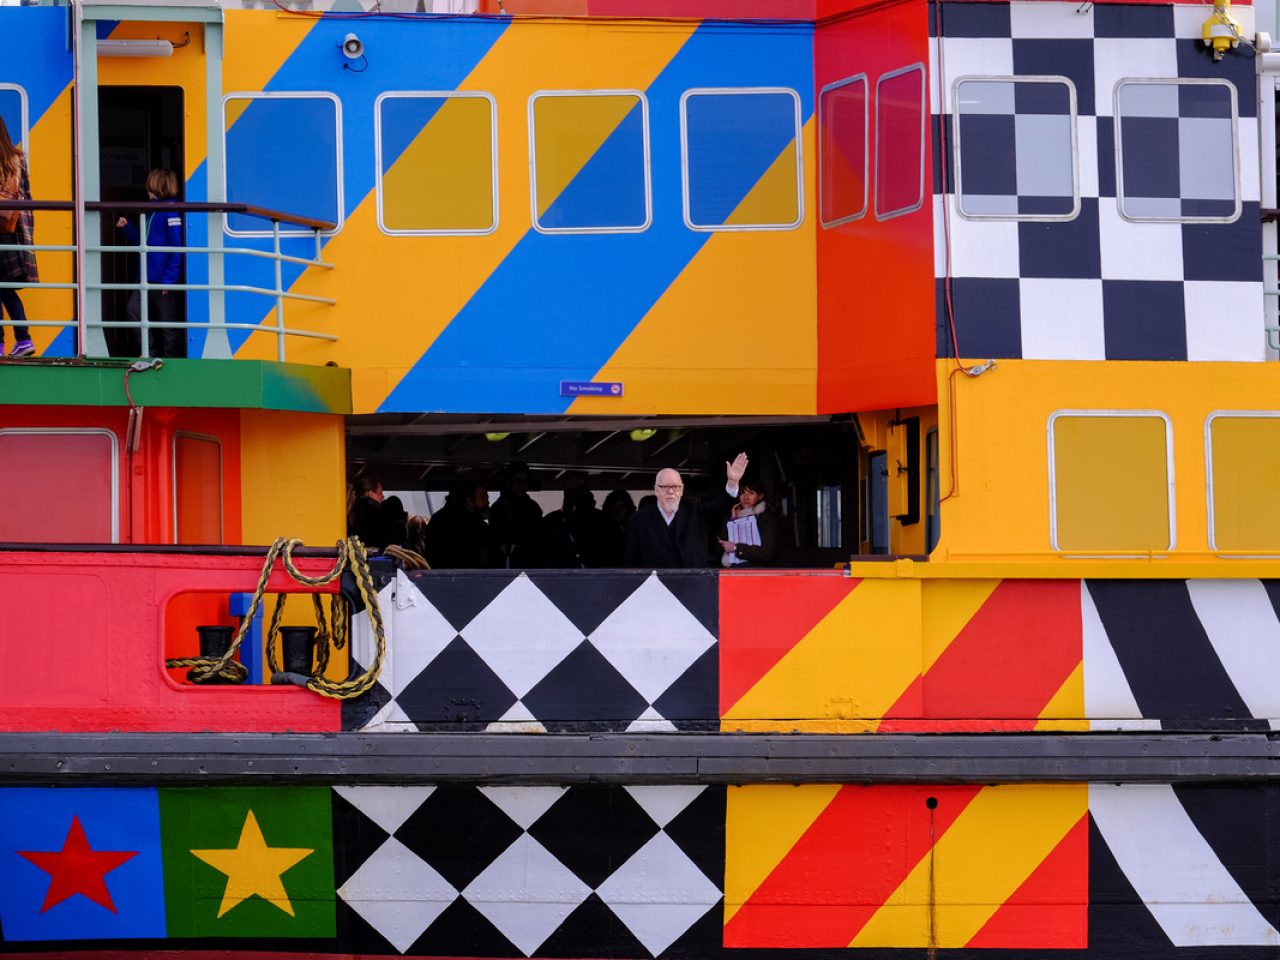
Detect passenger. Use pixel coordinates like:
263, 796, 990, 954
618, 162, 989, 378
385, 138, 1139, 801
0, 115, 37, 359
349, 477, 405, 550
718, 478, 781, 567
488, 462, 543, 568
601, 489, 635, 567
540, 486, 608, 568
625, 453, 749, 568
423, 480, 493, 569
115, 168, 185, 358
406, 514, 430, 557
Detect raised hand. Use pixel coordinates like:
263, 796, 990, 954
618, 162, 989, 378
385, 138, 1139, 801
726, 452, 749, 486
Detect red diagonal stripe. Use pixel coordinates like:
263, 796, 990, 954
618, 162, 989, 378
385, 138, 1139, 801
719, 576, 859, 715
725, 784, 983, 948
881, 579, 1081, 726
966, 812, 1089, 948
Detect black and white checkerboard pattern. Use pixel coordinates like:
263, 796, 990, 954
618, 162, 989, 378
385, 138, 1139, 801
343, 569, 718, 733
932, 1, 1263, 361
334, 784, 725, 957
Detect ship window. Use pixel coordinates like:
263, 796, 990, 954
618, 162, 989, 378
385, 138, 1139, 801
0, 84, 29, 161
173, 432, 223, 545
376, 92, 497, 236
223, 92, 343, 236
1206, 413, 1280, 553
1049, 411, 1174, 553
531, 91, 650, 234
819, 74, 868, 228
953, 76, 1078, 220
681, 87, 803, 231
0, 429, 118, 543
875, 64, 925, 221
1115, 79, 1239, 223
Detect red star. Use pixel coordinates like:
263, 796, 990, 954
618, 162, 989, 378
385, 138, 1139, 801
17, 816, 138, 913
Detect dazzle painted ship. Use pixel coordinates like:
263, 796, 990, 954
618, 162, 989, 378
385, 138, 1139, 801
1, 0, 1279, 956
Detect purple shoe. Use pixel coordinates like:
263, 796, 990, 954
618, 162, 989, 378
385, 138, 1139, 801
9, 339, 34, 358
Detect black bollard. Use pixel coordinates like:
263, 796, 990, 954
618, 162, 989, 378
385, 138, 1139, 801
279, 626, 318, 675
189, 624, 238, 684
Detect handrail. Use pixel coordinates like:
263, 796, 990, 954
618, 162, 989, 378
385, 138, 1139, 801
0, 199, 338, 361
3, 199, 337, 232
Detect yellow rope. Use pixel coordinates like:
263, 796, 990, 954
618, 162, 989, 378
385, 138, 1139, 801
165, 537, 387, 700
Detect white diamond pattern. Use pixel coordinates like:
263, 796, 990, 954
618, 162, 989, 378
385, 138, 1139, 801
337, 836, 458, 953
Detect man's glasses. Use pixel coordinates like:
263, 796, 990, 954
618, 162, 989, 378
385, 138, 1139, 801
656, 484, 684, 493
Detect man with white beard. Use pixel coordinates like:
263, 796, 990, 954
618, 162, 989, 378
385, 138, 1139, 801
624, 452, 749, 568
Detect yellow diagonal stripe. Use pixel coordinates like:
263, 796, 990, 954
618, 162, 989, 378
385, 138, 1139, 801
850, 784, 1087, 947
533, 93, 637, 218
570, 119, 817, 417
920, 579, 1000, 674
1034, 661, 1087, 731
721, 579, 922, 727
235, 20, 697, 414
724, 784, 841, 925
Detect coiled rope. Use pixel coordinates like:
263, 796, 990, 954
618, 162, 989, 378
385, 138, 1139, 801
165, 537, 387, 700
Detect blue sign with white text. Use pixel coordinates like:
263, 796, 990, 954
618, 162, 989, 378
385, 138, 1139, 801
560, 381, 624, 397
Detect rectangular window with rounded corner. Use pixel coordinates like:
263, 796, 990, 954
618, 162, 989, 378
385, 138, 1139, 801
223, 92, 343, 236
530, 91, 649, 234
875, 64, 925, 221
377, 92, 497, 236
0, 85, 29, 159
819, 74, 868, 228
953, 76, 1078, 220
1049, 409, 1172, 552
0, 429, 118, 543
173, 432, 223, 545
1206, 412, 1280, 553
681, 87, 803, 231
1115, 79, 1239, 222
1049, 411, 1174, 553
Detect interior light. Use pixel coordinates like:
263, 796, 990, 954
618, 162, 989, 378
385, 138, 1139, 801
484, 432, 511, 442
630, 429, 657, 442
98, 40, 174, 58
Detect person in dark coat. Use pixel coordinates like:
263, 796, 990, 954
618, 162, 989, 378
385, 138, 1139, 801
601, 489, 636, 567
348, 477, 407, 550
488, 462, 543, 568
541, 486, 608, 568
718, 478, 782, 567
625, 453, 748, 568
423, 480, 494, 569
0, 115, 37, 359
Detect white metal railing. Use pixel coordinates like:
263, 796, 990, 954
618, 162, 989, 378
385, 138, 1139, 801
0, 200, 336, 362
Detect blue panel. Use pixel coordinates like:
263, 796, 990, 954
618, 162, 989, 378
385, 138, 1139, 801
539, 102, 647, 231
1095, 4, 1173, 38
0, 787, 166, 941
936, 277, 1022, 360
1178, 83, 1232, 120
1120, 116, 1180, 198
685, 90, 797, 227
1182, 203, 1262, 282
381, 21, 814, 413
186, 16, 509, 358
0, 89, 23, 148
958, 114, 1016, 196
0, 9, 72, 133
379, 96, 447, 176
226, 97, 339, 232
1018, 198, 1100, 278
935, 2, 1011, 38
1011, 39, 1095, 116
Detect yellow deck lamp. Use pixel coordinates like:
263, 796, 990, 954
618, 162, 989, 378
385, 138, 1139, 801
1202, 0, 1242, 60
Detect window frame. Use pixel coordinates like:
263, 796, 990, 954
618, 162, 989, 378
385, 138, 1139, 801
925, 426, 940, 553
1046, 409, 1177, 554
679, 86, 805, 233
0, 427, 120, 543
818, 73, 869, 229
1113, 77, 1241, 225
951, 74, 1080, 223
171, 431, 224, 546
874, 62, 927, 222
1204, 410, 1280, 555
0, 84, 30, 165
221, 90, 345, 238
374, 90, 499, 238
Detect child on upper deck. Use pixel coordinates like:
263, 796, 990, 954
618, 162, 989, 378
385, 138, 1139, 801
116, 168, 185, 358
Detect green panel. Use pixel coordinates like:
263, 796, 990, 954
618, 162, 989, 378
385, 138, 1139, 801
159, 786, 335, 939
0, 360, 351, 414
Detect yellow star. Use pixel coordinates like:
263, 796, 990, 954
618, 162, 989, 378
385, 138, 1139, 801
190, 810, 314, 918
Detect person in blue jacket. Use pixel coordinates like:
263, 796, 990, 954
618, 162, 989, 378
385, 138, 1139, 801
116, 168, 185, 358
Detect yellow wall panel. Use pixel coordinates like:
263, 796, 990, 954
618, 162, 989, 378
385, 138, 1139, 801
532, 93, 637, 218
239, 409, 344, 545
1052, 414, 1170, 552
724, 139, 799, 227
1209, 415, 1280, 552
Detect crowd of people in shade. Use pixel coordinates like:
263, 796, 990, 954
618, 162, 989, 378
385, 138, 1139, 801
347, 453, 781, 570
